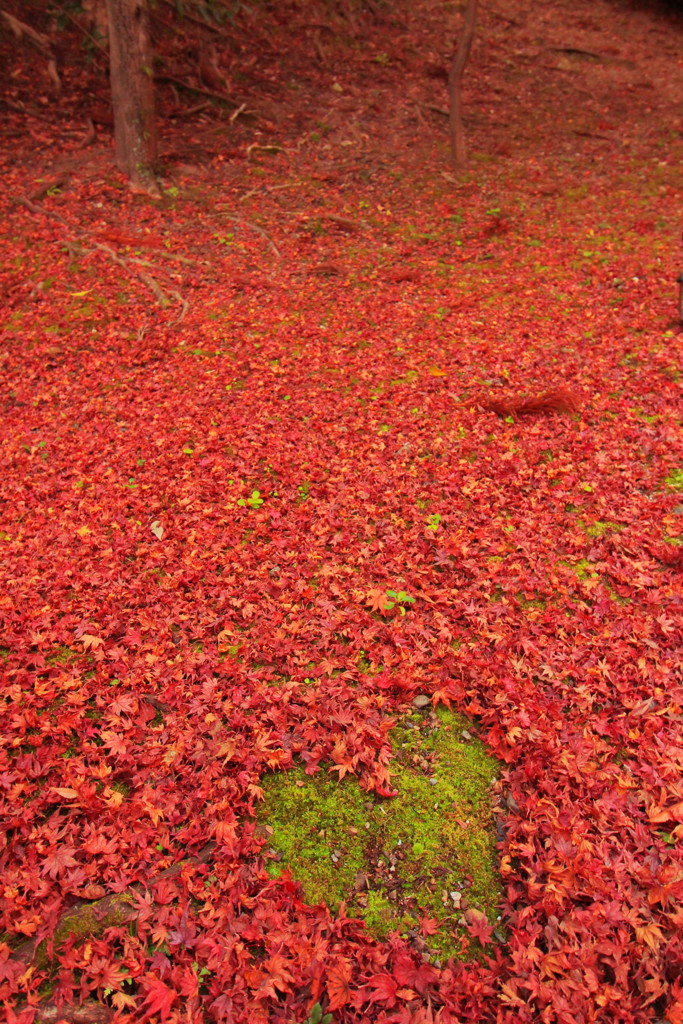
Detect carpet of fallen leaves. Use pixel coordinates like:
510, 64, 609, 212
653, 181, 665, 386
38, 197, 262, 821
1, 0, 683, 1021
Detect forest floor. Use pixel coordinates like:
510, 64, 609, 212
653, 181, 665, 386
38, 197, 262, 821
1, 0, 683, 1021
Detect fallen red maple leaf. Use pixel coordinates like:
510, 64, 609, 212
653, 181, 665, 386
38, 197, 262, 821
364, 587, 392, 614
139, 973, 177, 1022
365, 972, 398, 1007
326, 959, 353, 1011
464, 909, 494, 945
41, 846, 78, 879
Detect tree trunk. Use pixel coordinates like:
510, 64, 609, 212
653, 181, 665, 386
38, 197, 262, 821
105, 0, 159, 195
448, 0, 478, 171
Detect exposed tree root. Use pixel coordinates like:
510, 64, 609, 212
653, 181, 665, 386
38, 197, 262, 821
33, 1002, 114, 1023
10, 844, 216, 1020
0, 8, 61, 90
219, 213, 282, 258
14, 197, 192, 318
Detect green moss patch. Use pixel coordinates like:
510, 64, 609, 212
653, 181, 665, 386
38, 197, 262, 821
258, 707, 502, 960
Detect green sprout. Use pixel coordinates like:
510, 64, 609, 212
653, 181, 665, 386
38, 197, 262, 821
237, 490, 264, 509
384, 590, 415, 615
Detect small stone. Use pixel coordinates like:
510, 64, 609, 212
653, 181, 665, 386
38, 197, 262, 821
461, 729, 472, 741
450, 890, 461, 906
429, 777, 438, 786
413, 694, 431, 709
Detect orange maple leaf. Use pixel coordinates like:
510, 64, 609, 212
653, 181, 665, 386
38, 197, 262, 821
364, 587, 391, 614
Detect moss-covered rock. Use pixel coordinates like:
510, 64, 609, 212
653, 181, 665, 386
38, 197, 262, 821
258, 707, 502, 959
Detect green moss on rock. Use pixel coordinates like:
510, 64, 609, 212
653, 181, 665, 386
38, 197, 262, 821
258, 707, 502, 959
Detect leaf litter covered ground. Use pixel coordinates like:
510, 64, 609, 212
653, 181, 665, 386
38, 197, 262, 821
1, 0, 683, 1020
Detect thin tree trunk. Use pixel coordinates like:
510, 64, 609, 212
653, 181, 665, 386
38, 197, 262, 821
105, 0, 159, 195
448, 0, 478, 170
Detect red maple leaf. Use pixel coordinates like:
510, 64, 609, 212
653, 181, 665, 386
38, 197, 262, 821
393, 953, 438, 994
464, 909, 494, 945
326, 959, 353, 1012
365, 972, 398, 1007
418, 914, 440, 936
139, 973, 177, 1022
42, 846, 78, 879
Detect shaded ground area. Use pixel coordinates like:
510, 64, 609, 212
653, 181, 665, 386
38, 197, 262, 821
1, 0, 683, 1021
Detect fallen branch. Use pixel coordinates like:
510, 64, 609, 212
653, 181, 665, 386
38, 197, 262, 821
167, 100, 212, 119
239, 181, 304, 202
318, 213, 361, 232
421, 102, 450, 118
549, 46, 604, 60
280, 210, 367, 234
483, 389, 582, 419
155, 73, 239, 107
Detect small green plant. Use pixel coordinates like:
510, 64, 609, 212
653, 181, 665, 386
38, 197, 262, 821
237, 490, 264, 509
384, 589, 415, 614
665, 468, 683, 491
300, 1004, 333, 1024
426, 513, 442, 532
